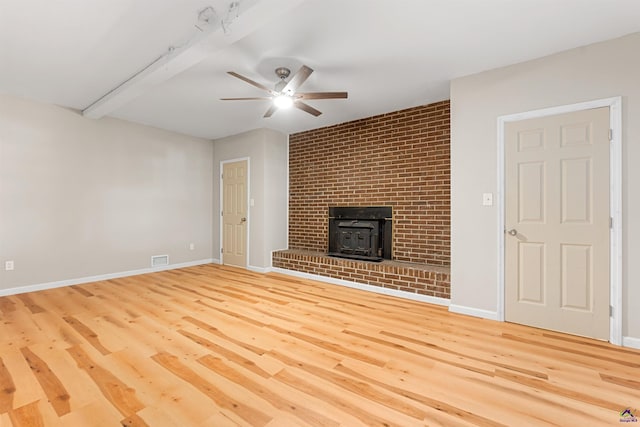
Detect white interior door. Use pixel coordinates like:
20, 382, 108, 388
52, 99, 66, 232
505, 107, 610, 340
222, 160, 247, 268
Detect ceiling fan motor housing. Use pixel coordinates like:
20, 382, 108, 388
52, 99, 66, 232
275, 67, 291, 80
274, 67, 291, 92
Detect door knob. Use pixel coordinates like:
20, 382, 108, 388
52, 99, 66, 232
507, 229, 517, 236
240, 217, 247, 223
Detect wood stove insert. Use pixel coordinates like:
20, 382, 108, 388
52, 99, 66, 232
328, 206, 392, 262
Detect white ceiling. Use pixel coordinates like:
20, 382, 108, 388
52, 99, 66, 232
2, 0, 640, 140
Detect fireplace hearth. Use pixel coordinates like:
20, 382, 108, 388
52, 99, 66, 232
328, 206, 392, 262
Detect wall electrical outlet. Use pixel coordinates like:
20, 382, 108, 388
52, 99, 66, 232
482, 193, 493, 206
5, 260, 14, 271
189, 243, 195, 251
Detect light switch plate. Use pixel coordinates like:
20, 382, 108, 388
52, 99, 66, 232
482, 193, 493, 206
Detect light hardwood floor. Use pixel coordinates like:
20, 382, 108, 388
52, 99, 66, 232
0, 264, 638, 426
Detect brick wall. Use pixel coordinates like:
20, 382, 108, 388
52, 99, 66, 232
288, 100, 450, 266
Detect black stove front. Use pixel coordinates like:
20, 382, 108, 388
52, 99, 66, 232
328, 206, 392, 262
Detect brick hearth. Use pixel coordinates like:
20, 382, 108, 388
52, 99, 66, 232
273, 249, 450, 299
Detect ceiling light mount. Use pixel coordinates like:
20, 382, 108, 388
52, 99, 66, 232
196, 6, 218, 31
275, 67, 291, 80
222, 1, 241, 34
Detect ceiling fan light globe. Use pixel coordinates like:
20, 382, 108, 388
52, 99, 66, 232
274, 95, 294, 109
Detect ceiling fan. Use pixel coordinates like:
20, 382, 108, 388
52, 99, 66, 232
221, 65, 348, 117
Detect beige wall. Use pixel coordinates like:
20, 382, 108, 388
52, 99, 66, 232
450, 32, 640, 342
0, 95, 214, 290
212, 128, 288, 270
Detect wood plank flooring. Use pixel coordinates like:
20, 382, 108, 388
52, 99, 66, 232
0, 264, 638, 426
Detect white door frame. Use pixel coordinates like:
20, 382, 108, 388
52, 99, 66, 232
219, 157, 250, 268
497, 97, 622, 345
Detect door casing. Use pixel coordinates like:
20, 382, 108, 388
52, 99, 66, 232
497, 97, 622, 345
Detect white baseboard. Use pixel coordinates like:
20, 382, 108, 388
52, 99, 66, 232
0, 258, 215, 297
211, 258, 221, 265
448, 305, 640, 349
448, 304, 500, 321
622, 336, 640, 350
270, 267, 450, 307
247, 265, 270, 273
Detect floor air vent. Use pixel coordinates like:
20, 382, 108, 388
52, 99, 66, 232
151, 255, 169, 267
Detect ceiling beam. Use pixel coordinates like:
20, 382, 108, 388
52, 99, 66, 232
82, 0, 307, 119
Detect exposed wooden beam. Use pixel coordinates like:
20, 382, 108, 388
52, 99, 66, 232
82, 0, 307, 119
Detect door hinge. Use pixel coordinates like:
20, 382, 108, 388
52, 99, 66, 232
221, 210, 223, 216
221, 173, 223, 179
610, 305, 613, 317
608, 129, 613, 141
221, 248, 223, 253
610, 217, 613, 229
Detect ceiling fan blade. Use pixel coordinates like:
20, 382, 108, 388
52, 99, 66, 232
220, 97, 272, 101
294, 101, 322, 117
227, 71, 275, 94
263, 104, 278, 118
282, 65, 313, 94
297, 91, 348, 100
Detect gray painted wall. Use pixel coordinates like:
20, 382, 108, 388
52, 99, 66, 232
450, 32, 640, 341
0, 95, 214, 290
212, 128, 288, 270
